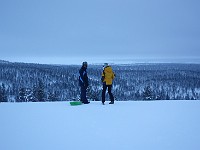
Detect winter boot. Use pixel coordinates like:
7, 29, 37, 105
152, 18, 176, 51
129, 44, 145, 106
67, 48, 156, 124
83, 101, 90, 104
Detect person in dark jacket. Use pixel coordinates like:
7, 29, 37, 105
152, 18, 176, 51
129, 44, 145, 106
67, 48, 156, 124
79, 62, 90, 104
101, 63, 115, 105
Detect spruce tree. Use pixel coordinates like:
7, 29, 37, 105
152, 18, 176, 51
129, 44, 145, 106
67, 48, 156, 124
37, 79, 45, 102
18, 88, 26, 102
0, 84, 7, 102
143, 86, 154, 100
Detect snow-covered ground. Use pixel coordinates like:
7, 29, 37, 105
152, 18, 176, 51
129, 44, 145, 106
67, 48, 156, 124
1, 101, 200, 150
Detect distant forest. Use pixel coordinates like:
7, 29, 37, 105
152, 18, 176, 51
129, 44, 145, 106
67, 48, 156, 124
0, 60, 200, 102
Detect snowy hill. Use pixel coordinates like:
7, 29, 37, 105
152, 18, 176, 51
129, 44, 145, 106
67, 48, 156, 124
1, 101, 200, 150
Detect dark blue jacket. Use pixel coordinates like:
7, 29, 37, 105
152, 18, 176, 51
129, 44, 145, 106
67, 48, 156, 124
79, 66, 88, 87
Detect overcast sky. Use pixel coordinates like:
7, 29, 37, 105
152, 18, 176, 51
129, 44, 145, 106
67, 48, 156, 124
0, 0, 200, 64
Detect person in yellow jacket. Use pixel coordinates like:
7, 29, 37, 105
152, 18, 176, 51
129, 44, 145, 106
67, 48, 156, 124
101, 63, 115, 105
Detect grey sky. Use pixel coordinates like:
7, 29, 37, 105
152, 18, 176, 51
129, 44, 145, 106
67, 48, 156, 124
0, 0, 200, 64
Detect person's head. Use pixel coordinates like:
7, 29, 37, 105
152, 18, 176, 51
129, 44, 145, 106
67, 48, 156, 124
103, 63, 108, 68
82, 61, 88, 68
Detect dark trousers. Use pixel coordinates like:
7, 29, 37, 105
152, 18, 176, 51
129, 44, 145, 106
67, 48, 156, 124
102, 83, 114, 103
80, 86, 88, 103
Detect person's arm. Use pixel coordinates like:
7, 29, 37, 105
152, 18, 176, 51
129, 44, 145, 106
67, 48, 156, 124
79, 69, 85, 85
101, 70, 105, 82
84, 71, 89, 87
112, 71, 115, 79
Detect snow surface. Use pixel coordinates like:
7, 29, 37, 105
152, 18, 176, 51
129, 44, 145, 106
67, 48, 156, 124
1, 101, 200, 150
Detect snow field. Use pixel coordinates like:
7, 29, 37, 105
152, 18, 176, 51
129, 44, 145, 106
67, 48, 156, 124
0, 101, 200, 150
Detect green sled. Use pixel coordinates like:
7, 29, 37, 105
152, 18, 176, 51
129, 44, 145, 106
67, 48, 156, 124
70, 101, 82, 106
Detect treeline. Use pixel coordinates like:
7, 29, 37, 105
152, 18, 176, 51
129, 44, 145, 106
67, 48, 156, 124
0, 62, 80, 102
112, 64, 200, 100
0, 61, 200, 102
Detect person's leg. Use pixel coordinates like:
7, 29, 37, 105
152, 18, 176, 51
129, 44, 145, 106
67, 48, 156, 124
108, 85, 114, 104
102, 83, 107, 104
81, 86, 87, 103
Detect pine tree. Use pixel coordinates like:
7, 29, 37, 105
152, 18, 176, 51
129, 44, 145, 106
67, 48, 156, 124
185, 93, 190, 100
37, 79, 45, 102
26, 88, 34, 102
143, 86, 154, 100
48, 92, 58, 101
159, 87, 166, 100
32, 85, 38, 102
166, 93, 170, 100
32, 79, 46, 102
17, 88, 26, 102
0, 84, 7, 102
135, 90, 142, 100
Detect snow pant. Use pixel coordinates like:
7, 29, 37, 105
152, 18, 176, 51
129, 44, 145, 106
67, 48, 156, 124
102, 83, 114, 103
80, 85, 88, 103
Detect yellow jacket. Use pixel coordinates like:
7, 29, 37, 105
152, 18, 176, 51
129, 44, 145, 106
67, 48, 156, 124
102, 66, 115, 85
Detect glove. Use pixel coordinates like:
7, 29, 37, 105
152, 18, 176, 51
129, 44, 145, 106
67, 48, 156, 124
101, 76, 105, 82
